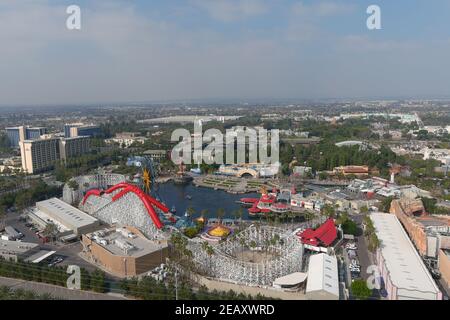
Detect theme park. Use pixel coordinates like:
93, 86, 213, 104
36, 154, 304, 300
47, 154, 348, 300
2, 2, 450, 305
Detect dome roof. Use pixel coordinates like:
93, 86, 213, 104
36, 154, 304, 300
208, 225, 231, 238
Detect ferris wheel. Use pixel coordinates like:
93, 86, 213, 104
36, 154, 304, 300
127, 155, 161, 201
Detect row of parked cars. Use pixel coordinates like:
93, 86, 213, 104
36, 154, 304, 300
1, 226, 24, 241
345, 241, 361, 279
24, 222, 49, 243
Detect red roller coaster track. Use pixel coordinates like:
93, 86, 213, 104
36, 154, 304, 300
82, 182, 168, 229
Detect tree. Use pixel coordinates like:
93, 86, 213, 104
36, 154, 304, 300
0, 205, 6, 224
186, 207, 196, 218
321, 204, 336, 218
200, 209, 209, 219
184, 226, 199, 239
351, 279, 372, 300
67, 180, 79, 191
318, 172, 328, 181
216, 208, 225, 222
42, 223, 59, 242
421, 197, 437, 214
380, 196, 394, 212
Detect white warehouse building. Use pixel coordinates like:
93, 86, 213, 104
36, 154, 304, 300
305, 253, 340, 300
30, 198, 100, 237
370, 212, 442, 300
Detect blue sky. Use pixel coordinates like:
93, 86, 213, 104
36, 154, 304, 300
1, 0, 450, 105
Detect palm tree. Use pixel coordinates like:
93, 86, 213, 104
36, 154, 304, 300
186, 207, 196, 219
236, 208, 244, 230
239, 237, 246, 256
200, 209, 209, 219
0, 205, 6, 230
206, 245, 214, 271
249, 240, 257, 262
42, 223, 59, 243
216, 208, 225, 223
288, 211, 296, 227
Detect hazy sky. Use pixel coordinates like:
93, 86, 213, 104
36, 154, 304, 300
1, 0, 450, 105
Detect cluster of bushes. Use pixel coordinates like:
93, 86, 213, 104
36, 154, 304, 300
0, 258, 107, 293
0, 179, 61, 211
363, 216, 380, 252
119, 276, 273, 300
351, 279, 372, 300
0, 286, 58, 300
336, 213, 359, 236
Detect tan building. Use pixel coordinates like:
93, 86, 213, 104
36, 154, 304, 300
19, 137, 60, 174
439, 249, 450, 288
143, 149, 168, 161
19, 135, 91, 174
390, 198, 450, 290
333, 165, 369, 177
59, 136, 90, 160
81, 226, 169, 277
390, 198, 432, 255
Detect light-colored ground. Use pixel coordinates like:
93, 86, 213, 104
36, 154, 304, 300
233, 250, 279, 263
196, 275, 307, 300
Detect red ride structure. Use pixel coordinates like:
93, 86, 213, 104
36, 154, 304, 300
82, 182, 168, 229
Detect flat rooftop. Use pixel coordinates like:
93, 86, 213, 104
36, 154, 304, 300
370, 212, 440, 294
36, 198, 98, 229
306, 253, 339, 298
30, 207, 70, 232
87, 227, 167, 258
0, 239, 38, 254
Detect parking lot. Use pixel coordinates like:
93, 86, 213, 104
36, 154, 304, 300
2, 209, 124, 290
2, 210, 97, 272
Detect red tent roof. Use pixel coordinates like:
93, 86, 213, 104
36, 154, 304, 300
299, 218, 337, 247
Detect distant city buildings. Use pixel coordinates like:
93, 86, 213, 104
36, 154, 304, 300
105, 132, 147, 148
423, 147, 450, 165
19, 135, 91, 174
333, 165, 370, 177
137, 115, 241, 124
339, 112, 421, 124
59, 136, 90, 160
218, 163, 280, 178
142, 149, 168, 161
64, 123, 101, 138
19, 137, 60, 174
5, 126, 47, 147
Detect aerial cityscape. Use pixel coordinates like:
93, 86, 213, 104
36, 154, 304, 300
0, 0, 449, 311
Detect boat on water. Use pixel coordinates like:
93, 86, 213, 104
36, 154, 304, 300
185, 195, 192, 200
174, 162, 194, 185
170, 205, 177, 214
173, 174, 193, 184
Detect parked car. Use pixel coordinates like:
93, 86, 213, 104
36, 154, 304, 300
48, 256, 64, 267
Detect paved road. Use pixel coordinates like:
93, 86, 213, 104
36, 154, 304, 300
0, 276, 127, 300
351, 213, 383, 299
